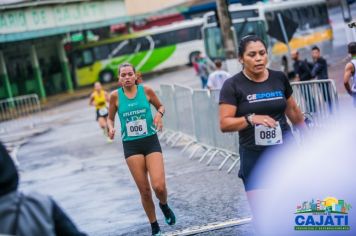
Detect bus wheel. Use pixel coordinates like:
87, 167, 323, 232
188, 51, 200, 66
99, 70, 114, 83
281, 57, 289, 75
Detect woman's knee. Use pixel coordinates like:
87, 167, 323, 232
139, 187, 152, 200
152, 182, 166, 195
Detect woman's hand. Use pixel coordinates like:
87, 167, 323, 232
251, 115, 277, 128
154, 113, 163, 132
108, 127, 116, 139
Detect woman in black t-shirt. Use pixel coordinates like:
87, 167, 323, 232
219, 35, 305, 205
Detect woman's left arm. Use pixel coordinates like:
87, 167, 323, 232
285, 96, 305, 127
145, 86, 164, 131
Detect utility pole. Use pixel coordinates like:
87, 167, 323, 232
215, 0, 236, 59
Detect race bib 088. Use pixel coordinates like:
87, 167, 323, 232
254, 122, 283, 146
126, 119, 148, 136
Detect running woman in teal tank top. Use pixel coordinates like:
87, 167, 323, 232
118, 84, 156, 141
107, 63, 175, 236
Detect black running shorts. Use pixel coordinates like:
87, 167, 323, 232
122, 134, 162, 159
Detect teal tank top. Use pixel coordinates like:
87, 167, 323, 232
118, 85, 156, 141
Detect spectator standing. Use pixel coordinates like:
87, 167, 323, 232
207, 60, 231, 90
311, 46, 332, 110
197, 52, 209, 89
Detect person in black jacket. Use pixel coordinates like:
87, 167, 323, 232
0, 142, 87, 236
311, 45, 332, 111
291, 50, 312, 82
311, 46, 328, 80
291, 49, 315, 112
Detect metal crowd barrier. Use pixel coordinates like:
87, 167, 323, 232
158, 84, 239, 173
173, 85, 196, 137
0, 94, 42, 133
291, 79, 338, 126
208, 90, 239, 172
158, 85, 195, 148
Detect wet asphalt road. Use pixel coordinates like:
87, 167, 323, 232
15, 99, 252, 236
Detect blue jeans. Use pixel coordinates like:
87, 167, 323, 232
200, 76, 208, 89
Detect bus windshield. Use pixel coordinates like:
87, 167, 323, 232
204, 20, 267, 60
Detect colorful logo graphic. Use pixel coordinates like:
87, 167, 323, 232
294, 197, 352, 231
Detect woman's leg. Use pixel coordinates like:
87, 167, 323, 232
126, 155, 157, 223
146, 152, 167, 204
97, 117, 107, 129
146, 152, 176, 226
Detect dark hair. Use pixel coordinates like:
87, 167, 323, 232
118, 62, 136, 74
214, 59, 222, 68
311, 45, 320, 52
348, 42, 356, 55
238, 35, 267, 58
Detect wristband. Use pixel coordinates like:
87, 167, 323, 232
246, 113, 255, 126
245, 115, 252, 126
158, 111, 164, 117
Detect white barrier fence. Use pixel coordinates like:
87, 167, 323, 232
158, 79, 338, 173
0, 94, 42, 134
291, 79, 338, 126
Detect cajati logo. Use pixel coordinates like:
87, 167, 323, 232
294, 197, 352, 231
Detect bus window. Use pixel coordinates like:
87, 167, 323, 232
175, 28, 190, 43
291, 10, 301, 31
135, 37, 150, 52
73, 49, 94, 68
318, 4, 329, 25
82, 50, 94, 66
192, 26, 202, 39
203, 27, 224, 59
283, 10, 293, 21
233, 21, 267, 46
307, 7, 316, 28
153, 32, 170, 48
300, 7, 310, 30
73, 52, 82, 68
94, 45, 110, 60
109, 41, 134, 57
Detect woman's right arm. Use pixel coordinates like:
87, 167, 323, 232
344, 62, 354, 95
219, 104, 249, 132
107, 91, 118, 139
219, 105, 277, 132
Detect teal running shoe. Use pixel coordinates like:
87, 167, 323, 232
159, 203, 176, 226
152, 231, 162, 236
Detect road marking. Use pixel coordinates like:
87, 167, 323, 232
163, 217, 252, 236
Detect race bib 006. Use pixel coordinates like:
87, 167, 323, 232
126, 119, 148, 136
254, 122, 283, 146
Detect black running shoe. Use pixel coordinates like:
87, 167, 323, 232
151, 221, 161, 236
159, 203, 176, 226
